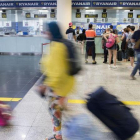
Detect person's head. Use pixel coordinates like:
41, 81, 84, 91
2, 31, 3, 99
113, 29, 118, 35
89, 24, 93, 29
69, 22, 73, 28
123, 28, 129, 33
77, 26, 79, 30
82, 29, 85, 34
45, 22, 63, 41
110, 25, 113, 29
127, 25, 131, 31
106, 28, 110, 33
129, 26, 135, 32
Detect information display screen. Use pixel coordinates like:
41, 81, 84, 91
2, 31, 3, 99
85, 14, 98, 18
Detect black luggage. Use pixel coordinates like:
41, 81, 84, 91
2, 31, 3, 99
117, 50, 122, 61
86, 87, 139, 140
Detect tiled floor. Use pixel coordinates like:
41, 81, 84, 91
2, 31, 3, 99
0, 55, 140, 140
0, 55, 42, 109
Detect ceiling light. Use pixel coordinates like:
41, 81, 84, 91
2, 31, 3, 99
85, 10, 95, 12
39, 10, 48, 12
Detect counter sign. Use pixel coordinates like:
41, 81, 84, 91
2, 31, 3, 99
137, 14, 140, 18
50, 13, 55, 18
128, 13, 133, 18
2, 13, 7, 18
76, 13, 81, 18
102, 13, 107, 18
26, 13, 31, 18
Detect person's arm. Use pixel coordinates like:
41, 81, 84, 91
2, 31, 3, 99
131, 32, 136, 43
73, 30, 76, 41
103, 33, 109, 41
121, 33, 125, 41
66, 29, 68, 34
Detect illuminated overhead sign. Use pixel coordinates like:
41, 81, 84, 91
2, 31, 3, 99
128, 13, 133, 18
0, 1, 139, 8
137, 15, 140, 18
50, 13, 56, 18
85, 14, 98, 18
76, 13, 81, 18
92, 1, 118, 7
2, 13, 7, 18
26, 13, 31, 18
102, 12, 107, 18
34, 14, 47, 18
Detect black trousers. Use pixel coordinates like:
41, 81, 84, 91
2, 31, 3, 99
85, 41, 96, 60
104, 46, 108, 62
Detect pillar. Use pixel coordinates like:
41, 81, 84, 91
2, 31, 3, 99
57, 0, 72, 38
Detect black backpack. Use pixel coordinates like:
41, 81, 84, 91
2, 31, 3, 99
86, 87, 139, 140
62, 39, 82, 75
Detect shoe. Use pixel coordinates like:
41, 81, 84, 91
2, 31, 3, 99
92, 61, 97, 64
108, 65, 111, 69
111, 61, 113, 64
85, 60, 88, 64
128, 66, 133, 70
130, 75, 136, 80
112, 65, 117, 69
103, 61, 107, 63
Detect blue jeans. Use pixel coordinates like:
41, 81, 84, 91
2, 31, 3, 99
122, 50, 128, 59
131, 53, 140, 76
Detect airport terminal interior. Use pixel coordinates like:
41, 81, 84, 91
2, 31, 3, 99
0, 0, 140, 140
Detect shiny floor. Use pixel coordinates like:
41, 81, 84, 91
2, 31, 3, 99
0, 55, 41, 109
0, 55, 140, 140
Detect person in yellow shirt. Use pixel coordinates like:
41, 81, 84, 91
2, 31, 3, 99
41, 22, 75, 140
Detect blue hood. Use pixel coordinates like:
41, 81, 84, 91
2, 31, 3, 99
48, 22, 63, 40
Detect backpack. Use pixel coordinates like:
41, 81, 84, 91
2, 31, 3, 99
134, 38, 140, 50
106, 33, 115, 48
86, 87, 139, 140
62, 39, 82, 75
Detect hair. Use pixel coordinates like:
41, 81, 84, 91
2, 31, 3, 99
110, 25, 113, 29
106, 28, 110, 32
127, 25, 131, 29
113, 29, 118, 35
89, 24, 93, 29
82, 29, 85, 34
130, 26, 135, 31
124, 28, 129, 33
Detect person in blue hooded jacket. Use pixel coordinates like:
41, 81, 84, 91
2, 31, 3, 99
41, 22, 75, 140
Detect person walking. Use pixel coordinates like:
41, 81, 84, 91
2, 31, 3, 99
126, 26, 135, 69
121, 28, 129, 62
130, 28, 140, 79
41, 22, 75, 140
66, 22, 76, 41
85, 24, 97, 64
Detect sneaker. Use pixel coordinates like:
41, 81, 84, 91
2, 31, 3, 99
108, 65, 111, 69
128, 66, 133, 70
85, 60, 88, 64
92, 61, 97, 64
103, 61, 107, 63
112, 65, 117, 69
130, 75, 136, 80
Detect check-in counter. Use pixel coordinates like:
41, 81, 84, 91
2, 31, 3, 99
0, 35, 122, 55
0, 35, 49, 55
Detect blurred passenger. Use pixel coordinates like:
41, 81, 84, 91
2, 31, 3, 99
85, 24, 97, 64
75, 26, 82, 40
130, 28, 140, 79
77, 29, 86, 54
41, 22, 75, 140
121, 28, 129, 62
127, 25, 131, 33
66, 22, 76, 41
126, 26, 135, 69
103, 29, 119, 68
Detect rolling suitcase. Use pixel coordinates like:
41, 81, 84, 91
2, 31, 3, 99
86, 87, 139, 140
117, 50, 122, 61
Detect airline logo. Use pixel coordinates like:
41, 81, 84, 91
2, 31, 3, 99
72, 1, 91, 7
120, 1, 140, 6
0, 2, 14, 7
16, 1, 39, 7
41, 1, 57, 7
92, 1, 118, 7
